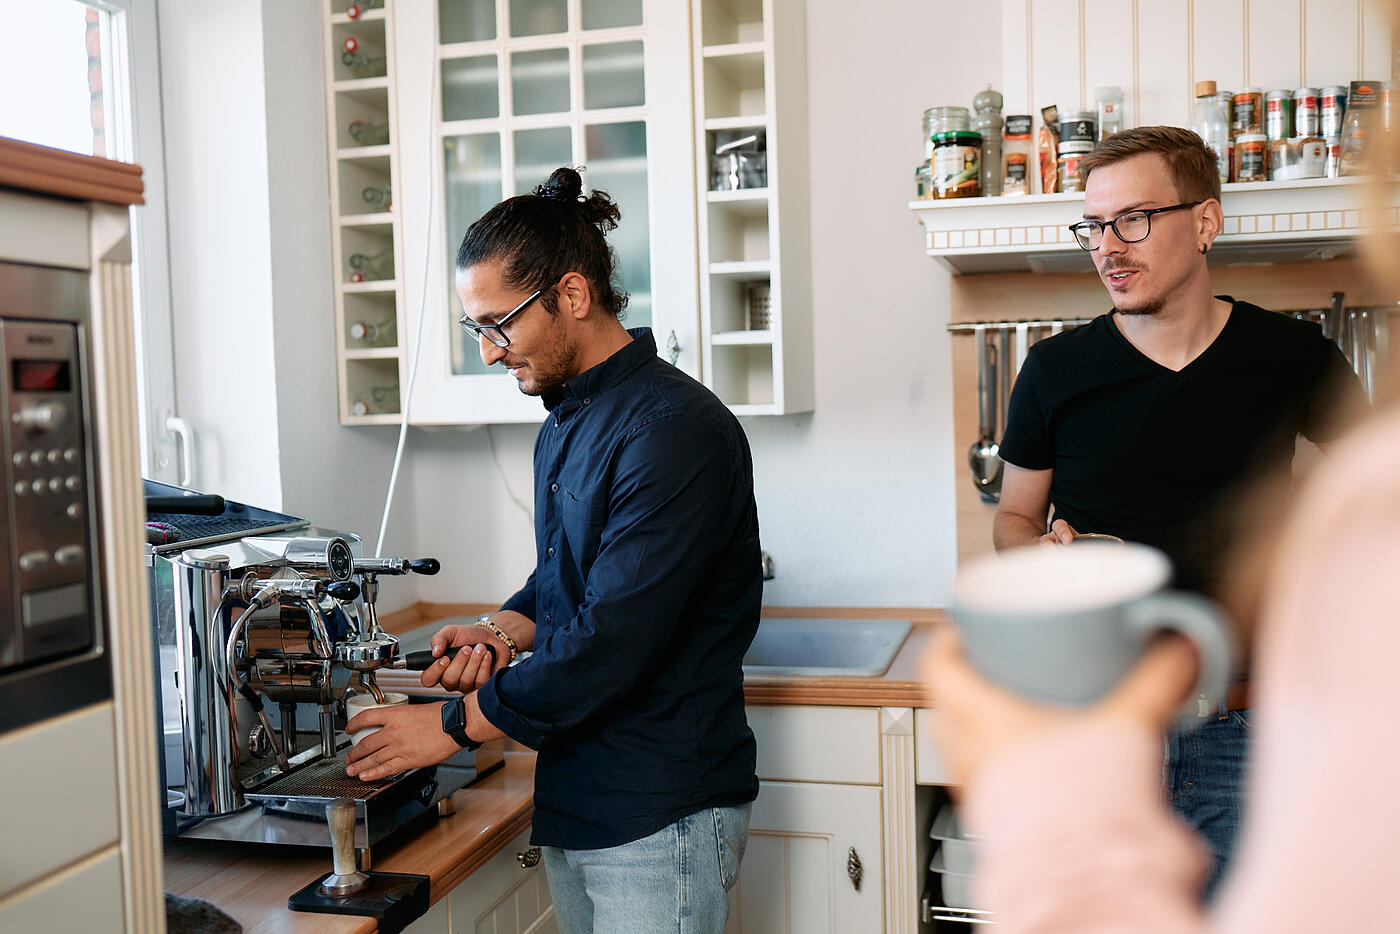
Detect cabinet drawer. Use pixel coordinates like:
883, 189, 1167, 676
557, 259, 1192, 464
748, 705, 880, 784
0, 849, 122, 934
449, 826, 554, 934
914, 709, 953, 785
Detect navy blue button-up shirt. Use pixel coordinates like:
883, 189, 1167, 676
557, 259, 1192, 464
476, 328, 762, 849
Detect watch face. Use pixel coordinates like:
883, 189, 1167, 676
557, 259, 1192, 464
442, 698, 465, 732
327, 538, 354, 582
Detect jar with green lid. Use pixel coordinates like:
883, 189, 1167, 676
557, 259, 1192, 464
923, 106, 971, 159
932, 130, 982, 198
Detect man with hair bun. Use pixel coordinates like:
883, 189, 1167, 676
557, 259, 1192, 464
992, 126, 1365, 898
346, 167, 761, 932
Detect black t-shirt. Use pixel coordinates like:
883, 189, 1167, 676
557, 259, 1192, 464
999, 297, 1365, 594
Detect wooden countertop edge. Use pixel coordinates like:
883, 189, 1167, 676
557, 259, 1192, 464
381, 603, 945, 709
0, 136, 145, 206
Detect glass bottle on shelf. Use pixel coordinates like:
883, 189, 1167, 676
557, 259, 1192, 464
349, 316, 395, 345
347, 246, 393, 282
361, 183, 392, 209
346, 0, 383, 20
1191, 80, 1231, 183
348, 118, 390, 146
341, 37, 386, 78
350, 385, 399, 416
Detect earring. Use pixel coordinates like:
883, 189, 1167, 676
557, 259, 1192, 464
1200, 244, 1210, 255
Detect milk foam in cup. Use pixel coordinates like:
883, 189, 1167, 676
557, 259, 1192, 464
346, 691, 408, 745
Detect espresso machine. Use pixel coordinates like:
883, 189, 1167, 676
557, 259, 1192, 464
146, 483, 502, 851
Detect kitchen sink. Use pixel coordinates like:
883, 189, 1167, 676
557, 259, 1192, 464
742, 618, 912, 678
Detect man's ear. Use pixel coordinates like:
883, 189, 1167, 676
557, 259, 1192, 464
558, 271, 593, 320
1198, 199, 1225, 252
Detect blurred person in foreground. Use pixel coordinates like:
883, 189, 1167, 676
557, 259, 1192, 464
925, 61, 1400, 932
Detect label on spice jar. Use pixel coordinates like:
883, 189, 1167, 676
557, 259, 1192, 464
1265, 92, 1293, 141
1235, 134, 1267, 182
932, 131, 981, 198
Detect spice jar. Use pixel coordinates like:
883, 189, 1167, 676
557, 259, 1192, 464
1233, 87, 1264, 134
923, 107, 971, 160
1234, 133, 1268, 182
1002, 115, 1034, 196
973, 87, 1005, 197
931, 131, 982, 199
1056, 110, 1097, 192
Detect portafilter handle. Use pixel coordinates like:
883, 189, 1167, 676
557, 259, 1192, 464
352, 557, 441, 575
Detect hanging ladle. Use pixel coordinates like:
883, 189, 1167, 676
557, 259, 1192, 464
968, 326, 1003, 502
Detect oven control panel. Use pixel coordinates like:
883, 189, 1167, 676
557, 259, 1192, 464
0, 318, 95, 671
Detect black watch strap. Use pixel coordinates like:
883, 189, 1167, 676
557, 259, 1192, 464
441, 697, 483, 750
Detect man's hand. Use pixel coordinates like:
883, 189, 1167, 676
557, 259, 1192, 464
1040, 518, 1078, 545
345, 701, 460, 782
922, 624, 1199, 790
420, 611, 533, 691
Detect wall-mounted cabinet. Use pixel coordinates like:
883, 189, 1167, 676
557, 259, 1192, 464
324, 0, 406, 424
388, 0, 700, 425
693, 0, 813, 415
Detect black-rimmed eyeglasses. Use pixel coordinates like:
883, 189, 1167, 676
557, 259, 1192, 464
458, 288, 544, 348
1067, 201, 1203, 251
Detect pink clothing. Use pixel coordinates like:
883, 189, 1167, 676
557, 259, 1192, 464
965, 407, 1400, 932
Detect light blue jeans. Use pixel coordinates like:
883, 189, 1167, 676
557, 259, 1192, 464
542, 804, 752, 934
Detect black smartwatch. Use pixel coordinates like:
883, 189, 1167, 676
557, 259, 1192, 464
441, 697, 483, 750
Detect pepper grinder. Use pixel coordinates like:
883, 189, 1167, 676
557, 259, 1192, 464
320, 798, 369, 896
974, 86, 1004, 197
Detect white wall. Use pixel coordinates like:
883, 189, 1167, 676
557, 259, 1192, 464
158, 0, 419, 609
406, 0, 1001, 609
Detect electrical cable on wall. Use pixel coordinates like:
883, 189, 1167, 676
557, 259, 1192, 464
373, 42, 437, 558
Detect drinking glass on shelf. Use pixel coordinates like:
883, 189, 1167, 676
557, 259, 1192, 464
347, 247, 392, 282
347, 118, 390, 146
361, 183, 392, 210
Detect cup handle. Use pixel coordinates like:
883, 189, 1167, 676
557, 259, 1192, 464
1123, 592, 1235, 719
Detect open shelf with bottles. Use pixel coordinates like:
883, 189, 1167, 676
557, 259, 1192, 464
324, 0, 404, 424
692, 0, 811, 415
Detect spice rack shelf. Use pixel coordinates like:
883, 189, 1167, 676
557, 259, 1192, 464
693, 0, 812, 414
324, 0, 404, 423
909, 176, 1400, 275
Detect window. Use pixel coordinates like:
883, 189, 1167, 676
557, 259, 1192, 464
1, 0, 182, 483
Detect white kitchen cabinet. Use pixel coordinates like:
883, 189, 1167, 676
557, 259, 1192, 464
692, 0, 813, 414
732, 780, 884, 934
733, 705, 922, 934
323, 0, 411, 425
448, 825, 556, 934
387, 0, 700, 425
404, 893, 451, 934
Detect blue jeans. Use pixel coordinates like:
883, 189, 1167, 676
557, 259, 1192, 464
542, 804, 752, 934
1165, 709, 1251, 903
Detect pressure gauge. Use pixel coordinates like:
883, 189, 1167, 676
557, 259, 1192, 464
326, 537, 354, 582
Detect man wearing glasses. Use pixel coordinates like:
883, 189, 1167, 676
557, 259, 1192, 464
344, 168, 762, 933
993, 126, 1364, 900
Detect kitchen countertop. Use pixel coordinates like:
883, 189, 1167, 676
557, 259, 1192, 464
163, 752, 536, 934
377, 603, 943, 708
161, 605, 943, 930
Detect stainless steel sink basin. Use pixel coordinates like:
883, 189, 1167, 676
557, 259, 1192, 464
742, 618, 912, 678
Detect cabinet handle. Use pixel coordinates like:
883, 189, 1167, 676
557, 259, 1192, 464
665, 330, 681, 365
517, 847, 541, 869
846, 846, 863, 891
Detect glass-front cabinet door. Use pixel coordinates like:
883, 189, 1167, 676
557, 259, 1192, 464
394, 0, 697, 424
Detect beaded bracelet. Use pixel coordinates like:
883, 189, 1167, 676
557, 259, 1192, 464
473, 614, 518, 663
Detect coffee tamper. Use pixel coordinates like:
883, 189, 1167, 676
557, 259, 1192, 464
320, 798, 368, 896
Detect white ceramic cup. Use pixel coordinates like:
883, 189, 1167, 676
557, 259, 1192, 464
953, 543, 1233, 716
345, 691, 408, 746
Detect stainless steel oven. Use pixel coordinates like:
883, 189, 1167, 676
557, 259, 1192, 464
0, 260, 110, 733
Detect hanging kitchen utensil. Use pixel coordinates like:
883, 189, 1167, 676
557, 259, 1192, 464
998, 326, 1013, 446
968, 326, 1003, 502
1013, 322, 1030, 375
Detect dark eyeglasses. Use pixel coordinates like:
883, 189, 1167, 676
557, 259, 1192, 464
1067, 201, 1203, 251
458, 288, 545, 348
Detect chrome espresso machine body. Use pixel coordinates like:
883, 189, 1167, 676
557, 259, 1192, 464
147, 487, 501, 849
